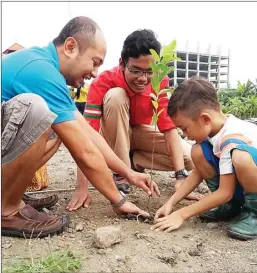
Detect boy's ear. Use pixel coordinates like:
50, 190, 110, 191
119, 58, 125, 69
200, 112, 212, 124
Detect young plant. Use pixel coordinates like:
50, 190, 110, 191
147, 40, 181, 211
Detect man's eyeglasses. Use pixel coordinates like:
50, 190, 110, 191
126, 66, 154, 78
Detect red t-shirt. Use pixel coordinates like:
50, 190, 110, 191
84, 66, 176, 133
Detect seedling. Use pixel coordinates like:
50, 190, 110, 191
147, 40, 181, 211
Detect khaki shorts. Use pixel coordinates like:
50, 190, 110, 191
1, 93, 57, 166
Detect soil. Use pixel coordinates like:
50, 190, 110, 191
2, 145, 257, 272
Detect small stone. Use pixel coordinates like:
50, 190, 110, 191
115, 255, 122, 262
2, 243, 11, 249
188, 248, 201, 257
67, 228, 73, 233
97, 249, 107, 255
75, 222, 84, 232
207, 222, 218, 229
172, 245, 182, 253
94, 225, 122, 249
69, 233, 75, 238
179, 253, 188, 263
157, 254, 177, 266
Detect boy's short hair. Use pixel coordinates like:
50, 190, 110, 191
168, 77, 221, 119
121, 29, 161, 64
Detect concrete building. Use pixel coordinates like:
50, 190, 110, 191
169, 48, 230, 89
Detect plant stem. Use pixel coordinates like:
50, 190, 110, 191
147, 123, 157, 213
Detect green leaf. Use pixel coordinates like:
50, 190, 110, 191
155, 63, 170, 83
157, 109, 164, 117
152, 113, 158, 124
172, 56, 182, 61
151, 75, 160, 93
149, 93, 157, 101
158, 88, 174, 96
149, 61, 158, 73
152, 100, 159, 109
167, 66, 175, 74
150, 49, 160, 62
161, 40, 177, 57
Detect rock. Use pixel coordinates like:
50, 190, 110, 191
115, 255, 122, 262
172, 245, 182, 253
207, 223, 218, 229
69, 233, 75, 238
2, 243, 11, 249
178, 252, 188, 262
94, 225, 122, 249
188, 248, 201, 257
67, 228, 73, 233
157, 254, 177, 266
75, 222, 84, 232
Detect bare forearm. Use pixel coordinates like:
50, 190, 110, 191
164, 129, 184, 171
180, 190, 229, 220
170, 169, 202, 206
75, 151, 121, 203
76, 112, 130, 178
52, 120, 121, 204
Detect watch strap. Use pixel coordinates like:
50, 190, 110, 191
111, 195, 127, 208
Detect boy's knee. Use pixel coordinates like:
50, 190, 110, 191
191, 144, 205, 164
232, 149, 252, 169
103, 88, 129, 108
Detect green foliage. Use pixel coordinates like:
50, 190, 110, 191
150, 40, 178, 125
3, 249, 81, 273
219, 79, 257, 119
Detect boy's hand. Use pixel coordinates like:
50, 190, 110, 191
154, 201, 173, 221
151, 210, 184, 232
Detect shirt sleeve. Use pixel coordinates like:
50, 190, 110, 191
219, 149, 234, 174
12, 60, 76, 124
84, 73, 110, 131
157, 76, 176, 133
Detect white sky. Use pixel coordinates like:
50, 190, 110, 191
2, 1, 257, 88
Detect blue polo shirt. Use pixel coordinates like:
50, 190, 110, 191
2, 42, 76, 124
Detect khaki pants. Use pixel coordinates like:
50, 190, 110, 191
100, 88, 193, 172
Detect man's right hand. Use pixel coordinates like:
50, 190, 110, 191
66, 186, 92, 212
113, 201, 150, 217
154, 200, 173, 221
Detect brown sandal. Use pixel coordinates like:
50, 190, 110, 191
1, 204, 70, 238
22, 193, 58, 210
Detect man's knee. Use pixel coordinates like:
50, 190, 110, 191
103, 88, 129, 109
1, 93, 56, 166
19, 93, 53, 125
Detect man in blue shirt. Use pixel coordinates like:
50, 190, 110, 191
1, 16, 160, 238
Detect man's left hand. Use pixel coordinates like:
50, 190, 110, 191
127, 171, 160, 196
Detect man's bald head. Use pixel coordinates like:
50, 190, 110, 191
53, 16, 100, 53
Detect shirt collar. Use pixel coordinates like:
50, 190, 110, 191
46, 42, 60, 71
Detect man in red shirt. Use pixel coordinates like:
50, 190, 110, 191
67, 29, 203, 211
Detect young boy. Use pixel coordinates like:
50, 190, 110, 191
152, 77, 257, 240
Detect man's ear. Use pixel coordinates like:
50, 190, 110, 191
200, 112, 212, 125
63, 37, 79, 58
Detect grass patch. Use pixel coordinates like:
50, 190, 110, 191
3, 249, 81, 273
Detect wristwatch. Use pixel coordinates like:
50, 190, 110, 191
175, 169, 188, 180
111, 194, 127, 208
